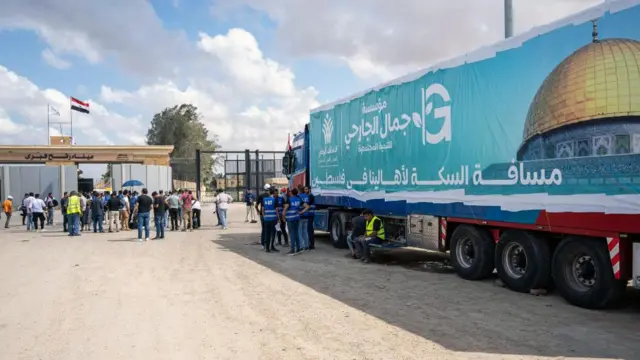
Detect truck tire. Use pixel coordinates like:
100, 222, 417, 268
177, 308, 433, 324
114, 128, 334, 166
329, 213, 348, 249
552, 236, 626, 309
495, 230, 551, 293
450, 225, 495, 280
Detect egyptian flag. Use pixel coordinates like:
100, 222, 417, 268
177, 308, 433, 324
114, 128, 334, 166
70, 97, 90, 114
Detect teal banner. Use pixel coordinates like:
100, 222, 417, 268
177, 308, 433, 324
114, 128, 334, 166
310, 3, 640, 202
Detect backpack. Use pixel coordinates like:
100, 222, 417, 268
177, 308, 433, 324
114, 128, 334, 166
52, 199, 59, 207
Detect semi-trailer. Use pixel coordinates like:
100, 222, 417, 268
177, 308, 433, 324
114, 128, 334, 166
282, 0, 640, 309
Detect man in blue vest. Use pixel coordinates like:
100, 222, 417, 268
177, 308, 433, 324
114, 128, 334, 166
261, 188, 279, 253
256, 184, 271, 248
303, 185, 316, 250
283, 188, 309, 255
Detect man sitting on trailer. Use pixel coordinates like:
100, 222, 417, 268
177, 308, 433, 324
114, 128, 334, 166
355, 209, 384, 263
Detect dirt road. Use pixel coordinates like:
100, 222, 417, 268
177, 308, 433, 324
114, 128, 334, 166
0, 204, 638, 360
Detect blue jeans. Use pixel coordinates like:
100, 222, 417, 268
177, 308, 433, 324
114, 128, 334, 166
163, 212, 168, 228
47, 208, 55, 225
347, 233, 356, 253
138, 212, 150, 239
219, 208, 228, 228
26, 213, 33, 230
299, 218, 309, 249
93, 214, 104, 232
68, 213, 80, 235
287, 220, 300, 252
178, 208, 183, 225
154, 215, 165, 238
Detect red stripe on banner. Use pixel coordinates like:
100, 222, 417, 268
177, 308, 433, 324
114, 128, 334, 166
608, 238, 619, 251
71, 97, 89, 107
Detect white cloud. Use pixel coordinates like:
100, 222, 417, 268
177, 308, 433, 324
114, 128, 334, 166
41, 48, 71, 69
0, 65, 144, 146
99, 28, 318, 151
211, 0, 605, 81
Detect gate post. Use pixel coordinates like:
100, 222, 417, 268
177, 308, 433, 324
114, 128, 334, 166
245, 149, 251, 196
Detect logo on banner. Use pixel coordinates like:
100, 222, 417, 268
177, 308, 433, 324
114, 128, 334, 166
322, 114, 333, 144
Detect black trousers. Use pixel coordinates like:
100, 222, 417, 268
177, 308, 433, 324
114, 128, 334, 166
264, 220, 276, 251
62, 212, 68, 231
32, 212, 45, 230
169, 208, 179, 230
192, 209, 201, 228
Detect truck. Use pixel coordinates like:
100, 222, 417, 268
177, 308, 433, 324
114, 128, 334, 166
281, 0, 640, 310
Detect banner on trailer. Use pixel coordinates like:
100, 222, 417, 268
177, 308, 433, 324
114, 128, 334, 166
310, 3, 640, 201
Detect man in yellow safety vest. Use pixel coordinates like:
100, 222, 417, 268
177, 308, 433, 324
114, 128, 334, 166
355, 209, 385, 263
67, 191, 82, 236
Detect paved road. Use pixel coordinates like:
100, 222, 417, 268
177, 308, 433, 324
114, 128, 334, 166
0, 204, 638, 360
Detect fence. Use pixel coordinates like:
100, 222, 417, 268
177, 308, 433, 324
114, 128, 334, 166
195, 150, 286, 202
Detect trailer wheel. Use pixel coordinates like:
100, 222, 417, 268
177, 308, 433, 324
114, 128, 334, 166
552, 236, 626, 309
329, 213, 347, 249
495, 230, 551, 293
450, 225, 495, 280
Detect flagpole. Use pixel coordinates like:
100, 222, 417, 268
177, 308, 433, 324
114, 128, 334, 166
69, 97, 73, 145
47, 104, 50, 145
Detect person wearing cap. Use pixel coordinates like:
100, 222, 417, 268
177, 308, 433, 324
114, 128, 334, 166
256, 184, 271, 248
3, 195, 13, 228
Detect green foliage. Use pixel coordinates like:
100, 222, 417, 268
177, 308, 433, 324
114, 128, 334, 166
101, 164, 111, 183
146, 104, 219, 186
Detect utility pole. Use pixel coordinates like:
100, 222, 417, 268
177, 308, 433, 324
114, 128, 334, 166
505, 0, 514, 38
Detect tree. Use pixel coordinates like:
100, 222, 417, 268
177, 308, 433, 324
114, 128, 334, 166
101, 164, 112, 184
146, 104, 220, 187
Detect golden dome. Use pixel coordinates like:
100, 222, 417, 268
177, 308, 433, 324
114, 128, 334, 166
522, 38, 640, 142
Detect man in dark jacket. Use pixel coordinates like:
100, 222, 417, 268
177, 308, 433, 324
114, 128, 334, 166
90, 191, 105, 233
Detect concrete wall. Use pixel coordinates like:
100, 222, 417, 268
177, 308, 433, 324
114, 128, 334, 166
111, 164, 172, 192
0, 165, 78, 201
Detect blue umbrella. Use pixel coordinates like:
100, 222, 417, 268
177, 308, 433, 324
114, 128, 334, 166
122, 179, 144, 187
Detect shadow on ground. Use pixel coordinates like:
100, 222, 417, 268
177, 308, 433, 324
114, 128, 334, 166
213, 230, 640, 359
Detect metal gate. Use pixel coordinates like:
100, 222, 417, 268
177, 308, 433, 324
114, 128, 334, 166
195, 149, 286, 203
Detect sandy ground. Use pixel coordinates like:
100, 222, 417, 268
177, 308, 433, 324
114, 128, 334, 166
0, 204, 638, 360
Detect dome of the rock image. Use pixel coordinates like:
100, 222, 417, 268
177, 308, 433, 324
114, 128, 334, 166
517, 36, 640, 160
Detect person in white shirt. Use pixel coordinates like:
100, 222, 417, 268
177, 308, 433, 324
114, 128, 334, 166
24, 192, 35, 231
29, 193, 47, 231
191, 198, 202, 229
215, 190, 233, 230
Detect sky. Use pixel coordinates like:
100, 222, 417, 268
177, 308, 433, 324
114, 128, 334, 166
0, 0, 603, 180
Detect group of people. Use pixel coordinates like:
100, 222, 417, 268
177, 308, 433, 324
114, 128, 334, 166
14, 188, 203, 241
15, 193, 58, 231
253, 184, 385, 263
255, 183, 315, 255
345, 210, 385, 263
